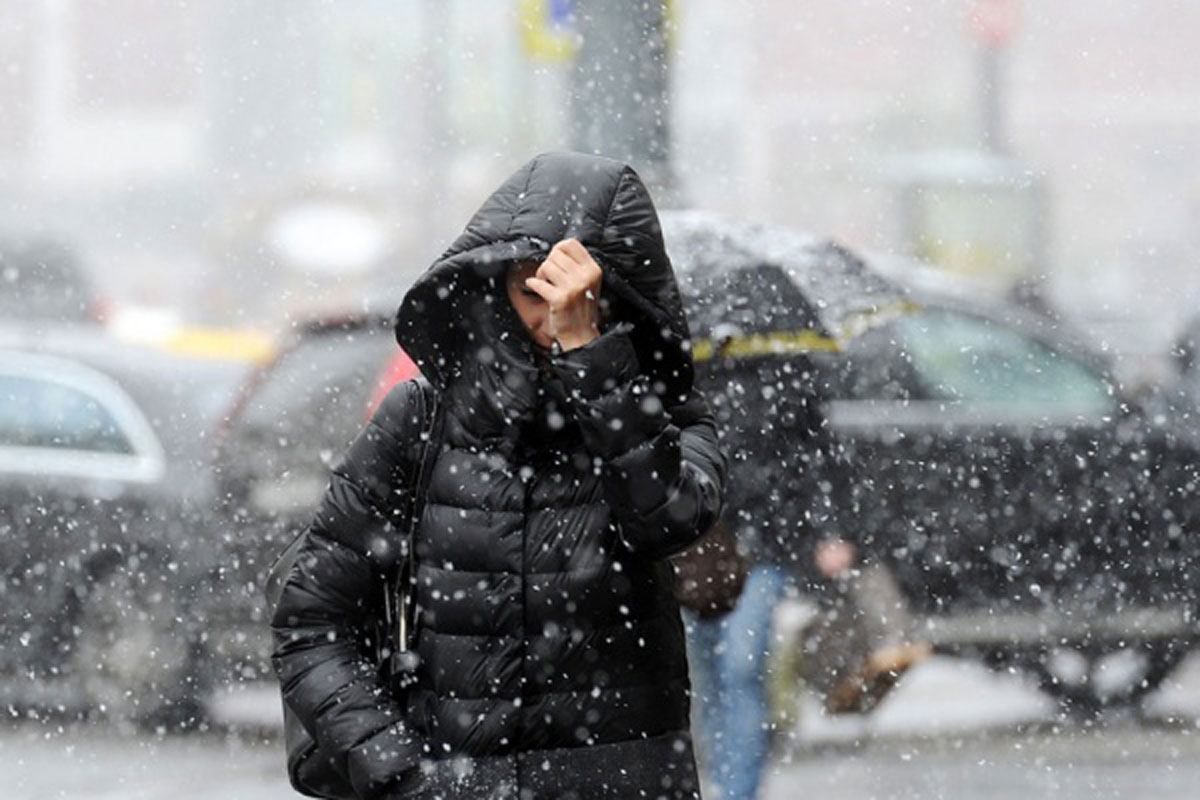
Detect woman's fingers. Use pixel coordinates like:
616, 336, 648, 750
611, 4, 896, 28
554, 238, 592, 264
536, 255, 573, 286
547, 239, 601, 275
540, 240, 602, 290
524, 275, 561, 302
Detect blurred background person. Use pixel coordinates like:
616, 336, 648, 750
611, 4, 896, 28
799, 538, 932, 717
687, 349, 931, 798
685, 354, 834, 799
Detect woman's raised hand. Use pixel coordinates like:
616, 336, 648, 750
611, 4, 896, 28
525, 238, 603, 352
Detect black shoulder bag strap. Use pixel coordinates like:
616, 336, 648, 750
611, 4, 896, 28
383, 377, 443, 681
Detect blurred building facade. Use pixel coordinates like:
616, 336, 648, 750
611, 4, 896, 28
1, 0, 1197, 361
675, 0, 1200, 365
0, 0, 568, 324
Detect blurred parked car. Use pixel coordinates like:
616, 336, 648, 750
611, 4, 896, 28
666, 213, 1200, 715
207, 313, 418, 687
1170, 311, 1200, 395
0, 325, 251, 727
0, 237, 104, 324
823, 290, 1200, 712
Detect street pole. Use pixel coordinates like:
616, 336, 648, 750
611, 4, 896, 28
967, 0, 1019, 154
568, 1, 676, 203
418, 0, 450, 245
980, 47, 1008, 153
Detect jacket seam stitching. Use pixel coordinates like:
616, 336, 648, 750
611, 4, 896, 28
503, 158, 538, 239
601, 166, 630, 232
418, 675, 690, 705
421, 605, 679, 639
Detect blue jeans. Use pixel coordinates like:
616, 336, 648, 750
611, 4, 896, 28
685, 563, 789, 800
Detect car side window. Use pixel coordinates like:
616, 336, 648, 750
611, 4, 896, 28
0, 373, 135, 454
895, 311, 1116, 417
827, 326, 929, 402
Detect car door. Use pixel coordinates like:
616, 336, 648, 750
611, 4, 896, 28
0, 354, 165, 668
827, 308, 1124, 616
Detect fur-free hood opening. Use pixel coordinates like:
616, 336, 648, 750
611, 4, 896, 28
395, 152, 695, 405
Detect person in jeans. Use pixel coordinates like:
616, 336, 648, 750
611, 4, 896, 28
687, 353, 926, 799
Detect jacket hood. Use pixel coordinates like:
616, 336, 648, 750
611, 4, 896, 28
395, 152, 694, 405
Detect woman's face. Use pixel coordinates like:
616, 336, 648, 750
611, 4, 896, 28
506, 260, 555, 352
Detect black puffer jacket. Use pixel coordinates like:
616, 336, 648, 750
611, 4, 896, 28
272, 153, 727, 799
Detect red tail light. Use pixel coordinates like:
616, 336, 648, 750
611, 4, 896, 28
91, 296, 115, 325
365, 348, 421, 419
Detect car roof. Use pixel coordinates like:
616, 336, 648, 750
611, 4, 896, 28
0, 324, 252, 485
859, 250, 1114, 374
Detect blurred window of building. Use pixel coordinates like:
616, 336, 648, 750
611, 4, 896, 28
72, 0, 200, 109
0, 2, 36, 154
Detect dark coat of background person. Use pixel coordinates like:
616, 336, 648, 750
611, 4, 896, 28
271, 153, 727, 799
701, 352, 847, 584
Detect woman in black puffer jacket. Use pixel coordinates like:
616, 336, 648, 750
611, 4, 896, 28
271, 152, 727, 799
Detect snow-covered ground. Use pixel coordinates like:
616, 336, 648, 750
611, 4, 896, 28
3, 726, 291, 800
7, 652, 1200, 799
764, 719, 1200, 800
765, 652, 1200, 799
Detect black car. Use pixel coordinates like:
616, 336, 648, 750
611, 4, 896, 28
0, 325, 250, 726
830, 294, 1196, 632
675, 220, 1200, 713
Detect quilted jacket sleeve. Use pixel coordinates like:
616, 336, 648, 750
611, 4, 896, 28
270, 380, 427, 799
550, 327, 727, 560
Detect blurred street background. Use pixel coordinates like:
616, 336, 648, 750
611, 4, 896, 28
5, 2, 1200, 798
2, 1, 1198, 375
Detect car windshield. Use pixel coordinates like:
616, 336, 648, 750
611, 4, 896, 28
239, 327, 393, 436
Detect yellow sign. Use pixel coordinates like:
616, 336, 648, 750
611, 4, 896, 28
691, 301, 922, 363
518, 0, 577, 63
692, 330, 840, 363
518, 0, 675, 63
161, 327, 277, 364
